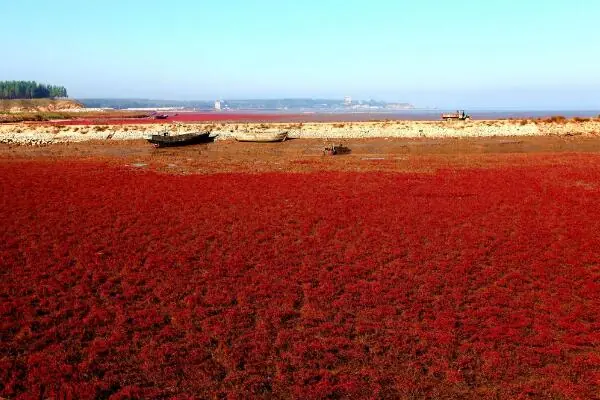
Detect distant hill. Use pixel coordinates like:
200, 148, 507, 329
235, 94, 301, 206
0, 99, 83, 113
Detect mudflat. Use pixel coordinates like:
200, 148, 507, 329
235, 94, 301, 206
2, 135, 600, 173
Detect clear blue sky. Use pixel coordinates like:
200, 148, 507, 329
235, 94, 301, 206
2, 0, 599, 108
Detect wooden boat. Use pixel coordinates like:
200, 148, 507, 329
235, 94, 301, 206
235, 131, 288, 142
147, 131, 213, 148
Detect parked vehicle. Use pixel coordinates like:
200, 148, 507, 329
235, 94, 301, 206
441, 110, 471, 121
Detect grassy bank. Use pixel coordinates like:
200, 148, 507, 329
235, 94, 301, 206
0, 112, 75, 123
0, 110, 150, 123
0, 98, 83, 112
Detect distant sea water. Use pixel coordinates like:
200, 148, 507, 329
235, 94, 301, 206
275, 109, 600, 121
405, 109, 600, 121
174, 109, 600, 122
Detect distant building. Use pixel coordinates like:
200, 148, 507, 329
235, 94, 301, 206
214, 100, 222, 111
344, 96, 352, 106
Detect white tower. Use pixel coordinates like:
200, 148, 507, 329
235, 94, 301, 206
214, 100, 222, 111
344, 96, 352, 106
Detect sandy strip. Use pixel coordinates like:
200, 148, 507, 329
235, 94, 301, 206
1, 120, 599, 145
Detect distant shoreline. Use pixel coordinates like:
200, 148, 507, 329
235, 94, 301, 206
13, 110, 600, 124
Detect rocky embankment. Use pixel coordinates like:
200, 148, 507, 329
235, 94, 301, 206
1, 120, 599, 145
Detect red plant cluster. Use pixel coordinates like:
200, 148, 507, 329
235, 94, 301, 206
2, 160, 600, 398
34, 111, 428, 126
36, 113, 303, 126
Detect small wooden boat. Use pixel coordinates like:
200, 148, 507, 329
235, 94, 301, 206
147, 131, 213, 148
235, 131, 288, 142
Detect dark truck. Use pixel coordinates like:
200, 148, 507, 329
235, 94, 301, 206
441, 110, 471, 121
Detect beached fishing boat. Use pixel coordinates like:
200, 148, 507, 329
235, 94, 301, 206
147, 131, 213, 148
235, 131, 288, 142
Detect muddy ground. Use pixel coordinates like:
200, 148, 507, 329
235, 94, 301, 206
2, 135, 600, 173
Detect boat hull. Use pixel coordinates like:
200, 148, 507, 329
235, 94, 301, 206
147, 132, 213, 148
235, 132, 288, 142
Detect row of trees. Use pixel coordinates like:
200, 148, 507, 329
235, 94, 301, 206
0, 81, 68, 100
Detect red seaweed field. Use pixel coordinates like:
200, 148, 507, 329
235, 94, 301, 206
30, 111, 445, 125
35, 113, 301, 126
1, 160, 600, 398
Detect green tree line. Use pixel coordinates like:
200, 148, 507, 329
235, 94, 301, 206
0, 81, 68, 99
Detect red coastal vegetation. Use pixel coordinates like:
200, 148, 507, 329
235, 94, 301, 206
27, 113, 305, 126
1, 161, 600, 398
